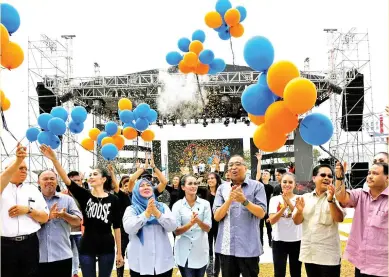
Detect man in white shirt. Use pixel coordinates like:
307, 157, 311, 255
1, 144, 49, 277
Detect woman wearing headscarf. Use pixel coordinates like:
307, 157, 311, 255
123, 178, 176, 277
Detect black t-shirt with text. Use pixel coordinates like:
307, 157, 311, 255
68, 181, 121, 255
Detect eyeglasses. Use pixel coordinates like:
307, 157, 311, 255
319, 173, 333, 179
228, 161, 246, 167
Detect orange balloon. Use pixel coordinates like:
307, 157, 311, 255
195, 63, 209, 75
266, 61, 300, 97
265, 101, 299, 134
1, 41, 24, 70
183, 52, 198, 67
123, 127, 138, 140
118, 98, 132, 111
248, 114, 265, 126
112, 135, 125, 150
81, 138, 95, 151
1, 97, 10, 111
230, 23, 244, 38
205, 11, 223, 28
0, 24, 9, 48
284, 77, 317, 114
89, 128, 101, 141
115, 127, 122, 136
253, 124, 287, 152
224, 8, 241, 27
101, 137, 115, 146
178, 60, 193, 74
141, 129, 155, 142
189, 41, 203, 56
0, 90, 5, 106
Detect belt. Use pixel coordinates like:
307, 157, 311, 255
1, 233, 36, 242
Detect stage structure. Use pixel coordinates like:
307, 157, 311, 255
325, 28, 381, 188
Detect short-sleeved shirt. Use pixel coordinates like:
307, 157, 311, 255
213, 177, 267, 258
1, 183, 49, 237
294, 190, 346, 266
68, 181, 121, 254
269, 195, 301, 242
172, 197, 212, 268
342, 187, 388, 277
38, 192, 82, 263
115, 190, 131, 237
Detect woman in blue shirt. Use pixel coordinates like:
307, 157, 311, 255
123, 178, 176, 277
172, 175, 212, 277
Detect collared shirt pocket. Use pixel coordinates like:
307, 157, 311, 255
369, 210, 388, 245
318, 201, 333, 226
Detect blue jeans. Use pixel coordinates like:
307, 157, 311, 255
70, 234, 82, 275
178, 260, 207, 277
79, 253, 115, 277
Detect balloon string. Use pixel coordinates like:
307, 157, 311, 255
0, 137, 9, 157
195, 74, 206, 108
229, 36, 235, 66
1, 109, 18, 141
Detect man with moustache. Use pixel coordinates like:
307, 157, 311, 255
363, 152, 387, 190
336, 162, 388, 277
1, 143, 49, 277
292, 164, 345, 277
37, 169, 82, 277
213, 155, 267, 277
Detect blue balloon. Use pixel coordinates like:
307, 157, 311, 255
218, 30, 231, 41
50, 106, 68, 122
146, 109, 158, 123
71, 106, 87, 123
192, 30, 206, 43
68, 121, 84, 134
133, 107, 140, 120
244, 36, 275, 72
97, 131, 108, 146
37, 131, 52, 145
47, 118, 67, 136
241, 84, 276, 116
214, 20, 229, 32
26, 127, 40, 142
105, 121, 118, 136
0, 3, 20, 34
136, 103, 150, 118
101, 143, 119, 161
123, 122, 135, 129
166, 51, 183, 66
135, 118, 149, 132
38, 113, 53, 130
215, 0, 232, 16
208, 67, 218, 75
210, 58, 226, 73
199, 50, 215, 65
178, 37, 191, 52
236, 6, 247, 22
119, 110, 134, 124
49, 135, 61, 150
299, 113, 334, 146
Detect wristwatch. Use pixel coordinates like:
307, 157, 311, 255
327, 198, 336, 204
242, 199, 249, 206
27, 206, 33, 214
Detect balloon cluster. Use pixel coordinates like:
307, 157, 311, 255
25, 106, 87, 149
0, 89, 11, 112
241, 36, 333, 152
0, 3, 24, 70
166, 29, 226, 75
204, 0, 247, 40
80, 98, 157, 161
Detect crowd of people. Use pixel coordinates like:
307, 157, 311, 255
0, 142, 388, 277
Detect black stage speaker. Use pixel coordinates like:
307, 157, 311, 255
350, 162, 369, 188
341, 70, 364, 132
152, 140, 162, 171
36, 82, 59, 114
294, 130, 314, 182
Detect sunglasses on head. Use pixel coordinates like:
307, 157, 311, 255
319, 173, 333, 179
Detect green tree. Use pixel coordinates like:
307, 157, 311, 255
313, 148, 321, 164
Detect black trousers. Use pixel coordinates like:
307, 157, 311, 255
207, 227, 221, 277
355, 268, 386, 277
259, 213, 272, 245
116, 234, 130, 277
1, 233, 39, 277
305, 263, 341, 277
219, 254, 259, 277
272, 240, 301, 277
38, 258, 72, 277
130, 268, 173, 277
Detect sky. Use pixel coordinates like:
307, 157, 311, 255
0, 0, 388, 175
